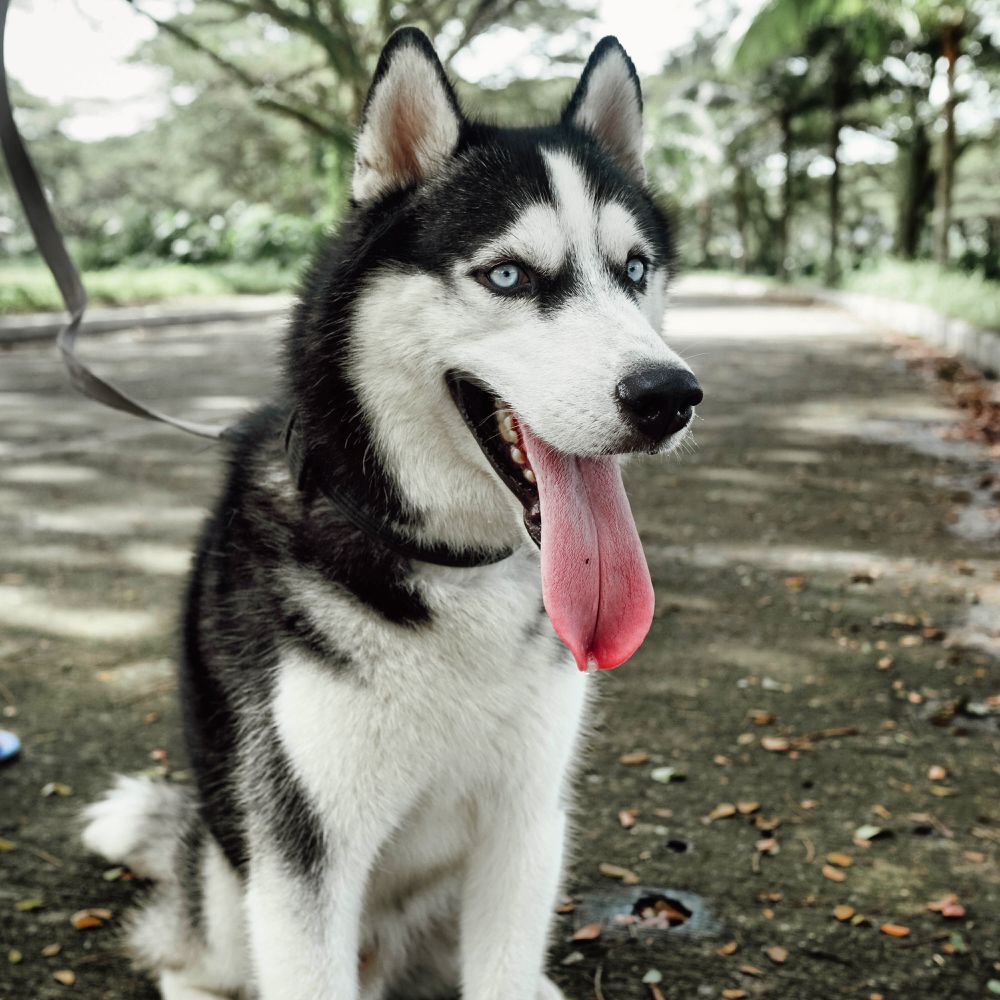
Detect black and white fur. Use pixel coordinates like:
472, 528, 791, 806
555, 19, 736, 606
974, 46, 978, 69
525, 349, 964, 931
83, 29, 697, 999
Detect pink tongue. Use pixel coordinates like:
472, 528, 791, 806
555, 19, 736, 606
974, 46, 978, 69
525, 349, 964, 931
520, 425, 654, 671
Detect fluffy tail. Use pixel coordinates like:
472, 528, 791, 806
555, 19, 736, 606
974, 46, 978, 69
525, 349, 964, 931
82, 775, 195, 881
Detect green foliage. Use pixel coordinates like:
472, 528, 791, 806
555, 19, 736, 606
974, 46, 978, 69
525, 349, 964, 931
0, 262, 297, 314
842, 258, 1000, 330
72, 204, 326, 271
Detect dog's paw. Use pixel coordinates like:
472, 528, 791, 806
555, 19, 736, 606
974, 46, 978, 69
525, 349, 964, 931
537, 976, 565, 1000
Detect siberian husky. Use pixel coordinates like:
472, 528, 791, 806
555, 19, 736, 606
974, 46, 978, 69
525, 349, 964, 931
83, 27, 701, 1000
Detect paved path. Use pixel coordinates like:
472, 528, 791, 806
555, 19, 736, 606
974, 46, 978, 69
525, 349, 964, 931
1, 283, 998, 999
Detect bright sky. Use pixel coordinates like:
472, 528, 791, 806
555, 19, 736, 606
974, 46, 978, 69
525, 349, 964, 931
6, 0, 745, 141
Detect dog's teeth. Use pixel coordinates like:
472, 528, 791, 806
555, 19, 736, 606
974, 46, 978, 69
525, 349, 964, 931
523, 468, 536, 484
510, 446, 526, 465
500, 415, 519, 444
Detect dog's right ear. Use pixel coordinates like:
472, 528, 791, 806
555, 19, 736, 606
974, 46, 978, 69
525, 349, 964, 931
352, 28, 463, 204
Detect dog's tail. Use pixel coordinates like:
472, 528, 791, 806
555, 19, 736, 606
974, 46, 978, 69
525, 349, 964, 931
81, 775, 196, 882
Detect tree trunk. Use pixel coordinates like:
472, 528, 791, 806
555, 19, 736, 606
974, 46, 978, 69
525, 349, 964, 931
779, 108, 793, 279
895, 116, 934, 259
698, 198, 714, 267
734, 164, 751, 273
934, 23, 959, 266
827, 108, 842, 285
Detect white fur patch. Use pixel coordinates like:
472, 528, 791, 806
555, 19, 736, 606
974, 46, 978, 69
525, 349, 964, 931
598, 201, 651, 262
81, 775, 189, 881
472, 203, 566, 276
544, 152, 596, 251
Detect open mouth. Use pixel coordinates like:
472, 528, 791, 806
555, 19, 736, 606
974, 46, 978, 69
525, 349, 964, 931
447, 373, 542, 546
447, 372, 655, 672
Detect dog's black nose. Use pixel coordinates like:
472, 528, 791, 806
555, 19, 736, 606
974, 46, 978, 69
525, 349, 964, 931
616, 366, 703, 441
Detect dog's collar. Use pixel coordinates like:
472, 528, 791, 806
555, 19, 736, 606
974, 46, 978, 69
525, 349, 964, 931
283, 411, 515, 569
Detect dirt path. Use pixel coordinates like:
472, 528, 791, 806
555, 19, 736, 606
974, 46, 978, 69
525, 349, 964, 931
1, 283, 998, 1000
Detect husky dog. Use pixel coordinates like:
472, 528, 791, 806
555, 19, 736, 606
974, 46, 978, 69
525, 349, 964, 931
82, 27, 701, 1000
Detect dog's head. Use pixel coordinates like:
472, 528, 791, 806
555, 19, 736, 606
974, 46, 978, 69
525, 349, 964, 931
289, 28, 701, 671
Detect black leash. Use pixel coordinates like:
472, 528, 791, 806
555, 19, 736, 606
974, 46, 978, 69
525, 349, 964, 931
0, 0, 512, 567
0, 0, 229, 441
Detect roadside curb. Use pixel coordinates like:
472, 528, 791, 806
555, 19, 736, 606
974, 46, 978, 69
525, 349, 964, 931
0, 295, 293, 346
675, 274, 999, 377
810, 289, 1000, 377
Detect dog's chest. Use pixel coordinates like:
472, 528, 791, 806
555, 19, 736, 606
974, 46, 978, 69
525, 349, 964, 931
276, 550, 586, 813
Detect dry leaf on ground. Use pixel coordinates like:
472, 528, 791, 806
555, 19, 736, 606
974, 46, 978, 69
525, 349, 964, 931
598, 862, 640, 885
880, 923, 910, 937
761, 736, 791, 752
927, 895, 966, 918
70, 908, 112, 931
706, 802, 737, 822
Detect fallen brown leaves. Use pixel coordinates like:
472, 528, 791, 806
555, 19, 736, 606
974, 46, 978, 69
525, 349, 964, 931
70, 907, 112, 931
598, 862, 640, 885
880, 923, 911, 938
927, 894, 966, 919
618, 809, 638, 829
705, 802, 737, 823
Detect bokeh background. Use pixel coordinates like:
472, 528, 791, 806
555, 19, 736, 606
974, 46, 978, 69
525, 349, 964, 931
3, 0, 999, 328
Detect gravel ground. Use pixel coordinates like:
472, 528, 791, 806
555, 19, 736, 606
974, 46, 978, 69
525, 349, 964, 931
1, 281, 998, 1000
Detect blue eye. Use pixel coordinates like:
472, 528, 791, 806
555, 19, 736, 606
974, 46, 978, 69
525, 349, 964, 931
488, 263, 523, 290
626, 258, 645, 284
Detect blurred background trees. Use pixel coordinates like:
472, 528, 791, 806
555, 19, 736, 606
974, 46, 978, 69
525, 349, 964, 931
2, 0, 998, 313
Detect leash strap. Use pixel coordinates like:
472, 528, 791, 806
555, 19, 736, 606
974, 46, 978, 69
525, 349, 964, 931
0, 0, 229, 441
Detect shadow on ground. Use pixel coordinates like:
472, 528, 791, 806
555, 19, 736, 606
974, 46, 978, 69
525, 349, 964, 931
1, 290, 998, 999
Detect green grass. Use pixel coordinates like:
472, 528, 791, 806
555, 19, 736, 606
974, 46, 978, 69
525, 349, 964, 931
0, 262, 298, 314
840, 260, 1000, 332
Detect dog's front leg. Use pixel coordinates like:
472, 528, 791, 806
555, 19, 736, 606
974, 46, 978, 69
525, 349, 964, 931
245, 842, 376, 1000
460, 787, 567, 1000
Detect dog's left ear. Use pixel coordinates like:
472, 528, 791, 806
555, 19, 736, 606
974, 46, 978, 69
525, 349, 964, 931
563, 37, 645, 183
353, 27, 463, 203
